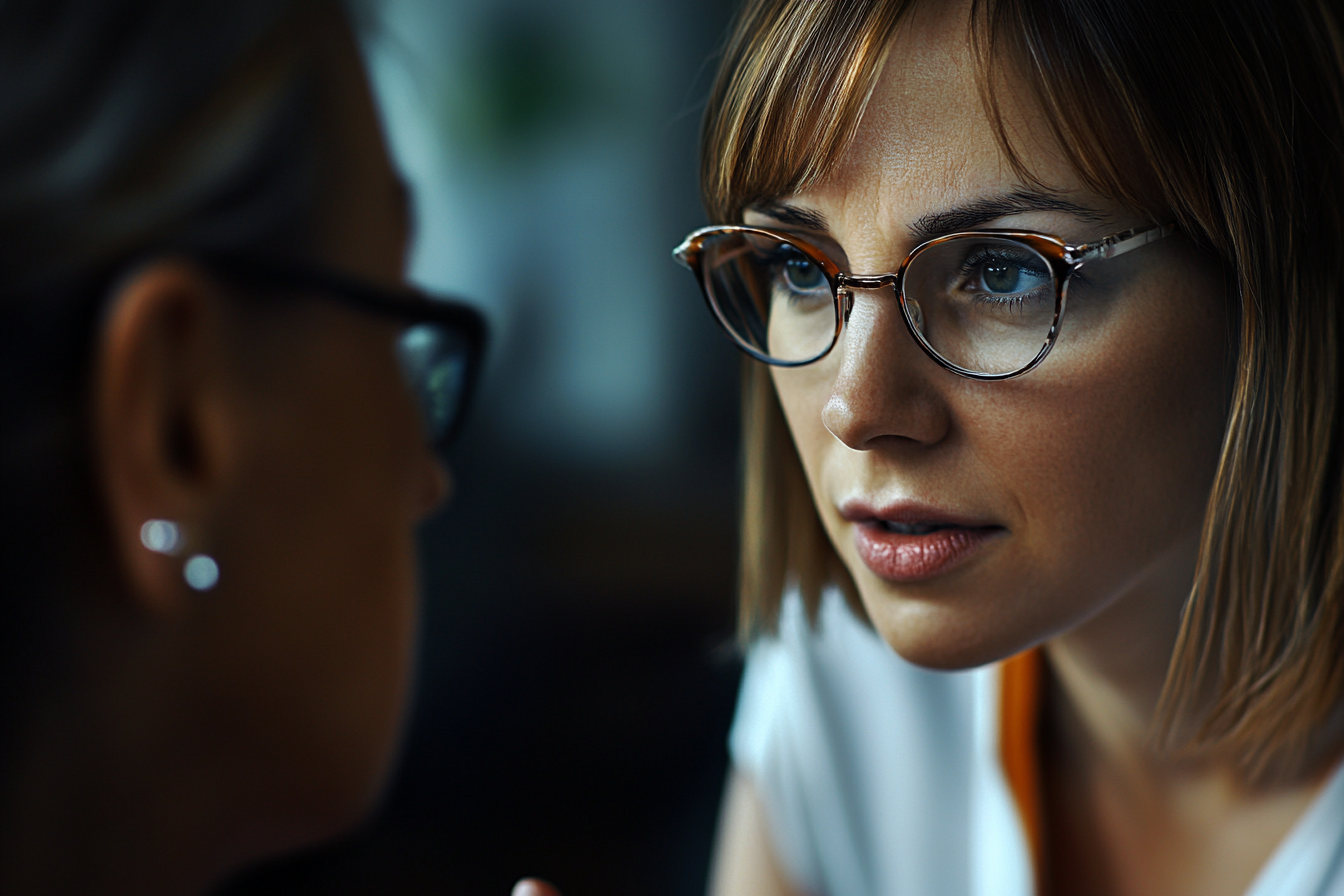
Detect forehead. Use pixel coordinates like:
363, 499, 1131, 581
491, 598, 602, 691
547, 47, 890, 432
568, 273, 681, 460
803, 2, 1075, 229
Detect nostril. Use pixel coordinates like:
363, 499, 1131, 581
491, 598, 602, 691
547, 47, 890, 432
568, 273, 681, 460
822, 392, 863, 449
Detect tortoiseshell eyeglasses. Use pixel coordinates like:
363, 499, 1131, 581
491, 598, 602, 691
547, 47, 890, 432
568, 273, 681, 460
672, 223, 1177, 379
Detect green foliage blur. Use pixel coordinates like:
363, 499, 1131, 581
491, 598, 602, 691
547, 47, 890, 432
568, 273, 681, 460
447, 10, 636, 160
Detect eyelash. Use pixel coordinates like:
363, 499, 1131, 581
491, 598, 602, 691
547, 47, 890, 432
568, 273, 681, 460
956, 248, 1050, 281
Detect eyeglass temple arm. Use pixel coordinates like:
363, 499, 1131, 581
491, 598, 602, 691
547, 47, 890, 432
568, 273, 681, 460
1066, 223, 1178, 265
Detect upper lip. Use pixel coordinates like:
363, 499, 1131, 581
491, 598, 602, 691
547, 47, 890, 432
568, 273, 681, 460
838, 499, 1001, 530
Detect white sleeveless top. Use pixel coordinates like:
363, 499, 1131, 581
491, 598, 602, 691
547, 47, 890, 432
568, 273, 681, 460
729, 590, 1344, 896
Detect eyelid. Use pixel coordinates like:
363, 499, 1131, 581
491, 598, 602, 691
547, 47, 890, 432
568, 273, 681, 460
761, 224, 848, 269
961, 244, 1050, 267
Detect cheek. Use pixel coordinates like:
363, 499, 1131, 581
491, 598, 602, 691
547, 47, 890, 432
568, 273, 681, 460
974, 354, 1222, 601
1006, 261, 1229, 574
210, 319, 428, 830
952, 260, 1231, 648
253, 321, 423, 625
766, 251, 1231, 667
771, 360, 843, 486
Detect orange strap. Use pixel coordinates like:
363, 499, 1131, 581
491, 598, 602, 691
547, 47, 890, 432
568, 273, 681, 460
999, 647, 1045, 889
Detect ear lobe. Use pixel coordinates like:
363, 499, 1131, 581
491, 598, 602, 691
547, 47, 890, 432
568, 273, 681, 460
92, 260, 237, 614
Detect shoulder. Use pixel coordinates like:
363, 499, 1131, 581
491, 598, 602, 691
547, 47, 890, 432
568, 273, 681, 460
730, 589, 992, 896
734, 589, 982, 765
1246, 760, 1344, 895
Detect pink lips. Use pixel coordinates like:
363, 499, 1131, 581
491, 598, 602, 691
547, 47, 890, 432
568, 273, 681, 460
841, 502, 1003, 583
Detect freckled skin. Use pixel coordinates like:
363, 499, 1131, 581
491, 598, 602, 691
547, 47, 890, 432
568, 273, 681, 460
761, 2, 1231, 672
711, 5, 1334, 895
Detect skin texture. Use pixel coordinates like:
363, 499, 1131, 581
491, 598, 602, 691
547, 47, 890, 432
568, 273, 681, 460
712, 3, 1336, 895
0, 10, 447, 896
708, 773, 805, 896
767, 37, 1229, 680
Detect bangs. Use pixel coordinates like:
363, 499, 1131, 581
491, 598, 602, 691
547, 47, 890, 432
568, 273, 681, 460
972, 0, 1220, 245
700, 0, 907, 223
701, 0, 1180, 234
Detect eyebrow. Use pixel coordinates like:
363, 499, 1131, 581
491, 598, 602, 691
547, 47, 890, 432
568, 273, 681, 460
747, 189, 1107, 242
909, 191, 1107, 240
747, 200, 830, 231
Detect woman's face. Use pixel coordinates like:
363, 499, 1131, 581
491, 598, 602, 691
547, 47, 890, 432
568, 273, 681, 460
752, 3, 1231, 669
196, 19, 447, 837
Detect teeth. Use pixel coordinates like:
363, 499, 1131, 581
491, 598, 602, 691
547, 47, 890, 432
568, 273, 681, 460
878, 521, 948, 535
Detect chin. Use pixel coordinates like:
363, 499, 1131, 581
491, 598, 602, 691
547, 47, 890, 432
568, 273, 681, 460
253, 682, 410, 859
318, 701, 409, 833
854, 574, 1052, 672
258, 745, 398, 862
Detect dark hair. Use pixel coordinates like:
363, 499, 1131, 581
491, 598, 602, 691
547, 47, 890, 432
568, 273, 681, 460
0, 0, 335, 717
703, 0, 1344, 779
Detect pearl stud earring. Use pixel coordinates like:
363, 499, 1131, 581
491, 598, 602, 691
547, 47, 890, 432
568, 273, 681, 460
182, 554, 219, 591
140, 519, 219, 592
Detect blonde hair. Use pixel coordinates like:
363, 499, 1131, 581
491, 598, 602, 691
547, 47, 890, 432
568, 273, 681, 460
703, 0, 1344, 779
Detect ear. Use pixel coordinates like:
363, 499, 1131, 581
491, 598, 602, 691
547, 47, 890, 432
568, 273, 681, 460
92, 260, 240, 614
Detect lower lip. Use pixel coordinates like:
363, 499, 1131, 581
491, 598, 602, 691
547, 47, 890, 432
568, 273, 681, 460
853, 523, 1001, 583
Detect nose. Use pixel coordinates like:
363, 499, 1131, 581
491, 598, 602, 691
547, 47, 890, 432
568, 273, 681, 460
820, 287, 951, 450
417, 455, 452, 520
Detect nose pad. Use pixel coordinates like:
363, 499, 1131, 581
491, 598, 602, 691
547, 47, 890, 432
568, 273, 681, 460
905, 297, 925, 334
841, 288, 855, 324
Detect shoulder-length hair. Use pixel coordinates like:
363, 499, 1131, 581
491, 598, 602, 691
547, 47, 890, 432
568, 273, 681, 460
702, 0, 1344, 779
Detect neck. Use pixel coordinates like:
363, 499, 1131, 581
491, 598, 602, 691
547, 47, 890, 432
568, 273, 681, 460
1044, 527, 1205, 777
1045, 528, 1344, 787
1039, 531, 1344, 896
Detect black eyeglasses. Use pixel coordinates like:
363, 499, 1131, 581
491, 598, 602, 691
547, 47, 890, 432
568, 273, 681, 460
673, 223, 1176, 378
205, 254, 487, 457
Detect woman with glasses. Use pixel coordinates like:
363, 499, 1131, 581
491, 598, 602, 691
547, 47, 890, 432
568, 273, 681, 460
0, 1, 485, 892
679, 1, 1344, 894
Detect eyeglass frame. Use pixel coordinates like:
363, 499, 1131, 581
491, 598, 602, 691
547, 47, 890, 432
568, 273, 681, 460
200, 252, 488, 452
673, 221, 1178, 380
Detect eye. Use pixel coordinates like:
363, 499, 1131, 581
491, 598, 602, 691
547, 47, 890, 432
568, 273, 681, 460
963, 250, 1050, 297
982, 260, 1023, 293
782, 254, 827, 293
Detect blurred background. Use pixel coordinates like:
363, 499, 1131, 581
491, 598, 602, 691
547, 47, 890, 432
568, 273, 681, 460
218, 0, 742, 894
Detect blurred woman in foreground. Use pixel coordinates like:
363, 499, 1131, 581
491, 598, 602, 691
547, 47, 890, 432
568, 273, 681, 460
0, 1, 486, 892
678, 0, 1344, 893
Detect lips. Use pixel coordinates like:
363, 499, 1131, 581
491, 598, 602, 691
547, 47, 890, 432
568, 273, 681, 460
841, 502, 1003, 583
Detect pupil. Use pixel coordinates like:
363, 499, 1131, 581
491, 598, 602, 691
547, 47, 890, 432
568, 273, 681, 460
983, 261, 1020, 293
785, 256, 824, 290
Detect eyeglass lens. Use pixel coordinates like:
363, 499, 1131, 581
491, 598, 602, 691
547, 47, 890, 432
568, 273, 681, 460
698, 231, 1059, 375
397, 323, 472, 452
